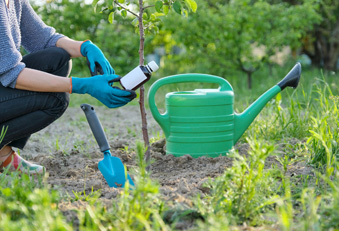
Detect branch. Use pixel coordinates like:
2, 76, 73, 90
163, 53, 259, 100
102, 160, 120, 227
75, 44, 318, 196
143, 3, 170, 10
143, 4, 155, 10
113, 1, 140, 18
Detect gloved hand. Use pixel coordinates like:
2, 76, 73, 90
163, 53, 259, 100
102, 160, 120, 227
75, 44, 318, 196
81, 40, 114, 76
70, 75, 136, 108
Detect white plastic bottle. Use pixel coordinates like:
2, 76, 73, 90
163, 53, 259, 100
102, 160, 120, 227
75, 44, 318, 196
119, 61, 159, 90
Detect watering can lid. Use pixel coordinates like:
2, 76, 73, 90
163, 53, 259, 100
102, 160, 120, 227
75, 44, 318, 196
166, 89, 234, 106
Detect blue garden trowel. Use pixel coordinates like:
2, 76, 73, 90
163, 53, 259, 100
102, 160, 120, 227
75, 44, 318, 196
81, 104, 134, 188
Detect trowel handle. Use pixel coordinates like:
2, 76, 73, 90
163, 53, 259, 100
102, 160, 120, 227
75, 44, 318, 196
148, 74, 232, 130
81, 104, 110, 152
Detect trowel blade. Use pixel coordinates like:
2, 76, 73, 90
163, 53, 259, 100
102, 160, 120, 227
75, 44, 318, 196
98, 156, 134, 188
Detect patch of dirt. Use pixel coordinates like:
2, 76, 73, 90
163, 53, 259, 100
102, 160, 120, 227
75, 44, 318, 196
21, 106, 235, 202
18, 105, 313, 226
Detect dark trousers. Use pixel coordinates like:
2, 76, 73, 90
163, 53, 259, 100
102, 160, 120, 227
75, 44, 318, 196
0, 47, 72, 150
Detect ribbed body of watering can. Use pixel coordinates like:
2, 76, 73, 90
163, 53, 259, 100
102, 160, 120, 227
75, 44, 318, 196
148, 63, 301, 157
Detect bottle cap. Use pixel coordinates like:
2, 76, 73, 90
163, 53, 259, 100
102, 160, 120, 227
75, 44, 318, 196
147, 61, 159, 72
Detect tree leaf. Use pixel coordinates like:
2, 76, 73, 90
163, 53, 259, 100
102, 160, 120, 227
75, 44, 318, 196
163, 5, 169, 15
131, 17, 139, 27
192, 0, 198, 12
153, 12, 165, 17
92, 0, 100, 7
121, 9, 127, 17
173, 1, 182, 14
143, 12, 148, 20
92, 0, 100, 13
118, 0, 125, 3
108, 12, 114, 24
186, 0, 197, 12
183, 9, 188, 17
155, 1, 163, 13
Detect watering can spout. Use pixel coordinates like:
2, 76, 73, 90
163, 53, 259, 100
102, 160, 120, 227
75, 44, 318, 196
233, 63, 301, 143
277, 62, 302, 90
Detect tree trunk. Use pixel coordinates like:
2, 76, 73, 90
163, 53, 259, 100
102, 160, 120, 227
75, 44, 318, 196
302, 23, 339, 71
326, 24, 339, 70
138, 0, 151, 163
267, 63, 273, 76
247, 72, 252, 89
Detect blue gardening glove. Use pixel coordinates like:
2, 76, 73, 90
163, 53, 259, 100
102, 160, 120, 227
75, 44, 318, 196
71, 75, 136, 108
81, 40, 114, 76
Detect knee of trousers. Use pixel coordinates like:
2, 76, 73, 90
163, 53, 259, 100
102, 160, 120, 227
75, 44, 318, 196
48, 92, 70, 119
49, 47, 73, 77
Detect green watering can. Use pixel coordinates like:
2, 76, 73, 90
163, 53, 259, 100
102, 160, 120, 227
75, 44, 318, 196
148, 63, 301, 158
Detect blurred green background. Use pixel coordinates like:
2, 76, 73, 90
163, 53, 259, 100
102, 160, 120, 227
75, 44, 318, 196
31, 0, 339, 109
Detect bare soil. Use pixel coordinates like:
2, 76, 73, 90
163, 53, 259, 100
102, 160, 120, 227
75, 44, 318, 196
20, 105, 313, 228
23, 106, 234, 200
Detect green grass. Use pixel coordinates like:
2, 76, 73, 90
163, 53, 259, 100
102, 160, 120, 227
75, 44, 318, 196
198, 137, 278, 226
0, 126, 8, 144
1, 65, 339, 230
0, 172, 72, 231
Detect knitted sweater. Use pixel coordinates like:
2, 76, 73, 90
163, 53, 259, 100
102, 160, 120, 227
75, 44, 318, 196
0, 0, 64, 88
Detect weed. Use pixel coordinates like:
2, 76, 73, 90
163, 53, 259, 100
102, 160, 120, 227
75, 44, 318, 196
72, 140, 86, 153
0, 125, 8, 143
70, 187, 101, 203
307, 77, 339, 176
150, 131, 165, 144
0, 172, 71, 230
318, 169, 339, 229
276, 177, 293, 231
120, 145, 130, 153
200, 137, 278, 226
77, 141, 170, 230
299, 188, 322, 231
276, 155, 298, 177
55, 136, 60, 152
126, 126, 137, 137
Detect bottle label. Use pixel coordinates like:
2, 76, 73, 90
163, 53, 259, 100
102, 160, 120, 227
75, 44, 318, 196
120, 66, 147, 90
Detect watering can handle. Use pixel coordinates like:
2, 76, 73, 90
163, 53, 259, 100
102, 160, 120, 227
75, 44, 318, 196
81, 104, 110, 152
147, 73, 232, 129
